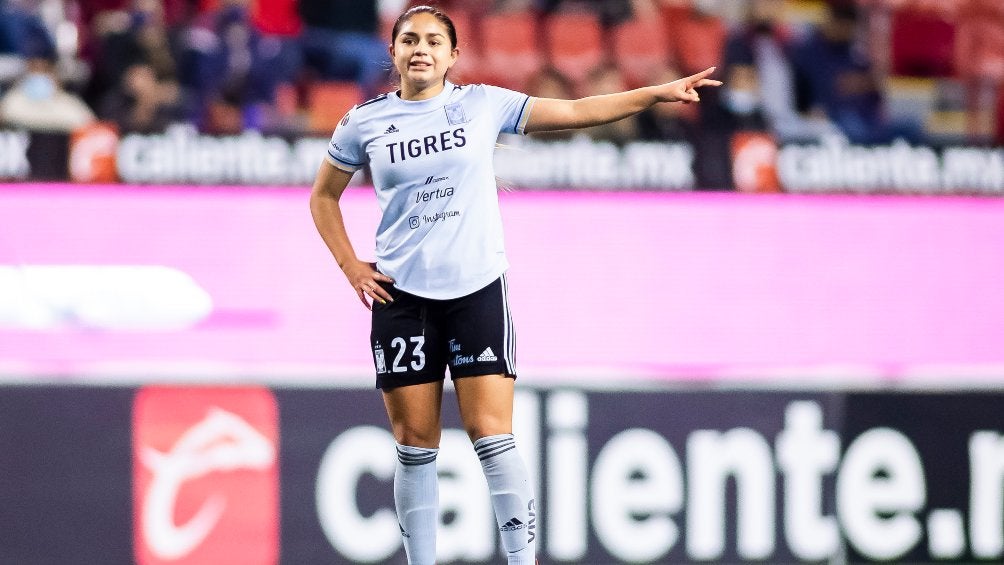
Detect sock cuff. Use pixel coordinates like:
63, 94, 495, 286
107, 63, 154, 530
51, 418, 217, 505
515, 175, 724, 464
396, 443, 439, 466
473, 433, 516, 461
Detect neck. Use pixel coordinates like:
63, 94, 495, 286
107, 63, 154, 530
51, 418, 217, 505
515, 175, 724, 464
399, 80, 446, 101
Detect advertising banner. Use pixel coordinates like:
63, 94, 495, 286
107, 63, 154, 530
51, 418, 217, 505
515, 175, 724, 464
3, 185, 1004, 382
2, 384, 1003, 564
4, 127, 1004, 195
132, 387, 279, 565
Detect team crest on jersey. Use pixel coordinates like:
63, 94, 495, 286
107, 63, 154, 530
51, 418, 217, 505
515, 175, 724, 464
339, 112, 350, 127
444, 102, 468, 125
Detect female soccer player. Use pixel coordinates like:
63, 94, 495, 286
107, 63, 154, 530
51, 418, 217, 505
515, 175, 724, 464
309, 6, 721, 564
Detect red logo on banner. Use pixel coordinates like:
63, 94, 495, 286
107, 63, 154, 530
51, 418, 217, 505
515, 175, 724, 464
132, 387, 279, 565
731, 131, 782, 193
69, 122, 119, 183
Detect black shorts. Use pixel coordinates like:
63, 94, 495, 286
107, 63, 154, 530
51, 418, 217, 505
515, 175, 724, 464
370, 275, 517, 389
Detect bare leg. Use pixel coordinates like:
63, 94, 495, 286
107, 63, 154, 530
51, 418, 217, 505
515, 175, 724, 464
383, 380, 445, 447
383, 381, 445, 565
454, 373, 513, 441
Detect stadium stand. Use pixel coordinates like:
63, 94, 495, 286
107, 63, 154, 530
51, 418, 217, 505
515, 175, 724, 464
611, 15, 671, 89
478, 9, 541, 92
0, 0, 999, 169
542, 10, 605, 87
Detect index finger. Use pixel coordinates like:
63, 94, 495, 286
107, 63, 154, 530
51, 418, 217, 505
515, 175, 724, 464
687, 66, 717, 83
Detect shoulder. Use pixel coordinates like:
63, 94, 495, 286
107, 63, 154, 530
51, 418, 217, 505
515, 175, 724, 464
333, 92, 391, 135
458, 83, 528, 105
356, 92, 390, 110
343, 92, 391, 123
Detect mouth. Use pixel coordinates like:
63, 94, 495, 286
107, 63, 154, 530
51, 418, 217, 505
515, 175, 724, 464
408, 61, 432, 70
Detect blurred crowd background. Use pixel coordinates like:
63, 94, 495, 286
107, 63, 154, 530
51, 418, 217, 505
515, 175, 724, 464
1, 0, 1003, 185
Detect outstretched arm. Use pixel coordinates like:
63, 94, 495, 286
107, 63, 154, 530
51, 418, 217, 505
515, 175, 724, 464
524, 67, 722, 134
309, 161, 394, 309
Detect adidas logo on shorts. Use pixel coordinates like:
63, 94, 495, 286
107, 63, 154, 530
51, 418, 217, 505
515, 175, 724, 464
477, 347, 498, 362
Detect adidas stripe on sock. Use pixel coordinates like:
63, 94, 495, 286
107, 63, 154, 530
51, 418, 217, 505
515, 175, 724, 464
474, 434, 536, 565
395, 443, 439, 565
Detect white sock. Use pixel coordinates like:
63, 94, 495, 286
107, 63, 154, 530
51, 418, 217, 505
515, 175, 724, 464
474, 434, 537, 565
395, 443, 439, 565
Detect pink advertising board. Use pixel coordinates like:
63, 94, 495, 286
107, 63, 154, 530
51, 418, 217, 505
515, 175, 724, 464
2, 184, 1003, 384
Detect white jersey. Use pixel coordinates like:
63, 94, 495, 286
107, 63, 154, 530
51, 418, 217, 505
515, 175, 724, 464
326, 81, 535, 300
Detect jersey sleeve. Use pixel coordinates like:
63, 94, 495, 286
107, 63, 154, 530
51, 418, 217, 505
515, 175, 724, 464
324, 107, 366, 173
482, 84, 535, 136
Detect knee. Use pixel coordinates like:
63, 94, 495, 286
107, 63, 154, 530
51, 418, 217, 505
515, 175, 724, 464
464, 417, 510, 443
392, 423, 441, 448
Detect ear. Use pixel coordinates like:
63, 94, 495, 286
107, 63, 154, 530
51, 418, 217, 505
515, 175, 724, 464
388, 43, 395, 58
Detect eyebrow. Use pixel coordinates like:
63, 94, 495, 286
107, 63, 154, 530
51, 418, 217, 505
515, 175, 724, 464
398, 31, 446, 39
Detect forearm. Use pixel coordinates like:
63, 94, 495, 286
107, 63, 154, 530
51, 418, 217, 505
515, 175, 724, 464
525, 67, 721, 134
309, 189, 359, 272
525, 86, 660, 133
569, 87, 659, 128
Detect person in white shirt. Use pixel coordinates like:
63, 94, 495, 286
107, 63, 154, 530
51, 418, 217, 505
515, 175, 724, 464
0, 54, 95, 133
309, 6, 720, 564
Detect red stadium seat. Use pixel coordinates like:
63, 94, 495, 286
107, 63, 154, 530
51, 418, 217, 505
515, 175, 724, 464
664, 9, 726, 75
891, 9, 956, 77
479, 11, 542, 91
307, 81, 364, 133
955, 1, 1004, 82
543, 11, 605, 85
612, 16, 672, 88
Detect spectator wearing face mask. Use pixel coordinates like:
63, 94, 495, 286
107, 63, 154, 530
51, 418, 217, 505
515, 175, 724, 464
691, 63, 770, 189
0, 42, 96, 132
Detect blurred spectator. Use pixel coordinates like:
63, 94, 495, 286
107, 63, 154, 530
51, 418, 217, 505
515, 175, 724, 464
524, 65, 576, 141
693, 63, 770, 189
0, 47, 96, 132
537, 0, 638, 28
299, 0, 390, 97
0, 0, 57, 83
579, 63, 640, 144
84, 0, 182, 114
0, 0, 53, 56
97, 61, 186, 133
109, 1, 179, 84
724, 0, 840, 143
790, 3, 925, 144
179, 0, 302, 133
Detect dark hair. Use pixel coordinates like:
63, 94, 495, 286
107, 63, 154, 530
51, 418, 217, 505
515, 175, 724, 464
390, 5, 457, 49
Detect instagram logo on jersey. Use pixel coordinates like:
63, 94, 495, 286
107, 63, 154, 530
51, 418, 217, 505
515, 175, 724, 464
132, 386, 279, 565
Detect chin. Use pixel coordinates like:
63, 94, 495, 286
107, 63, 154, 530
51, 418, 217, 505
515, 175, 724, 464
408, 73, 436, 85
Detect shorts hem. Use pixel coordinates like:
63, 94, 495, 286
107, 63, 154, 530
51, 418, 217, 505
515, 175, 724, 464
449, 364, 517, 380
376, 372, 445, 390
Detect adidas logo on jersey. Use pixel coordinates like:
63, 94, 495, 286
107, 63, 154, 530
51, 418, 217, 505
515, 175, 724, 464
384, 124, 399, 134
477, 347, 498, 362
500, 517, 525, 531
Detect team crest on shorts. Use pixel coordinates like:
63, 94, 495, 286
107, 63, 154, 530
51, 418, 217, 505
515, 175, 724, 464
444, 103, 468, 125
374, 344, 387, 374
